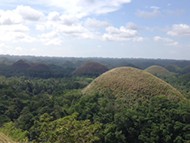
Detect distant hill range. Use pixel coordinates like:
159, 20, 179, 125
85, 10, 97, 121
0, 59, 80, 78
0, 55, 189, 78
12, 60, 49, 71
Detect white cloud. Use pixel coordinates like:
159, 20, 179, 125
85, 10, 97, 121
0, 24, 29, 32
47, 12, 77, 25
0, 43, 7, 54
102, 25, 143, 41
0, 5, 44, 25
0, 6, 41, 43
37, 11, 87, 37
167, 24, 190, 36
0, 43, 7, 53
39, 0, 131, 18
1, 1, 133, 46
154, 36, 178, 46
59, 24, 94, 39
136, 6, 161, 18
0, 24, 35, 42
36, 24, 46, 31
0, 43, 24, 55
0, 10, 22, 25
55, 23, 84, 34
31, 48, 37, 52
15, 46, 23, 51
47, 11, 60, 21
43, 38, 63, 46
15, 5, 44, 21
84, 18, 110, 28
37, 18, 95, 40
40, 31, 63, 46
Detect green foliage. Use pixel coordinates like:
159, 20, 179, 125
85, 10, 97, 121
0, 56, 190, 143
76, 94, 116, 125
101, 123, 126, 143
32, 113, 102, 143
154, 72, 190, 99
75, 91, 190, 143
115, 96, 190, 143
0, 122, 28, 142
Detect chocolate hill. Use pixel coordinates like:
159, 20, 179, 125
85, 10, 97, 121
73, 62, 108, 76
83, 67, 184, 107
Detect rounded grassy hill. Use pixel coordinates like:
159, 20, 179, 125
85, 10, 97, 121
145, 65, 173, 77
83, 67, 183, 106
73, 62, 108, 77
12, 60, 30, 70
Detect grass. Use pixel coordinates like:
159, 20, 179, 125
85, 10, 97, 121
145, 65, 174, 77
0, 122, 28, 143
83, 67, 184, 107
73, 62, 108, 76
0, 132, 17, 143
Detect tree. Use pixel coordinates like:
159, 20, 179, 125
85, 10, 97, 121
115, 96, 190, 143
33, 113, 102, 143
0, 122, 28, 142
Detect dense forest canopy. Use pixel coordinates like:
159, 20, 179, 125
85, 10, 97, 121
0, 55, 190, 143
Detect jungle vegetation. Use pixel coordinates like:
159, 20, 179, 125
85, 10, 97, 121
0, 55, 190, 143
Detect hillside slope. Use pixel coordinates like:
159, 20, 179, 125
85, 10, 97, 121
0, 133, 17, 143
145, 65, 174, 77
73, 62, 108, 76
83, 67, 184, 106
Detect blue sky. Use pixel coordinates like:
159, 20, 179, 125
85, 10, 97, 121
0, 0, 190, 59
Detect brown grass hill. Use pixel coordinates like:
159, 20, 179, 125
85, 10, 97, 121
27, 63, 52, 78
145, 65, 174, 77
73, 62, 108, 77
83, 67, 184, 107
0, 133, 17, 143
12, 60, 30, 70
29, 63, 50, 71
